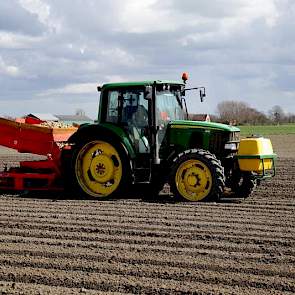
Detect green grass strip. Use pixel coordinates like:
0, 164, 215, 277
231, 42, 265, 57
238, 124, 295, 136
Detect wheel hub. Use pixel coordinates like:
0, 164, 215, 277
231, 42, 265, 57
183, 166, 208, 193
175, 159, 213, 201
188, 173, 202, 186
89, 154, 114, 183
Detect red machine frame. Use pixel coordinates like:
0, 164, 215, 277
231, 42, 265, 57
0, 118, 76, 191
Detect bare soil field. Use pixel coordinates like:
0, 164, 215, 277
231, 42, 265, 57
0, 135, 294, 294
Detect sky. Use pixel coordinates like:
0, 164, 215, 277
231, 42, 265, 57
0, 0, 294, 119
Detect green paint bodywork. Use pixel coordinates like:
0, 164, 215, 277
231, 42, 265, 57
73, 122, 136, 159
159, 120, 240, 158
170, 120, 240, 132
102, 80, 184, 89
158, 122, 237, 163
98, 123, 136, 158
236, 154, 277, 159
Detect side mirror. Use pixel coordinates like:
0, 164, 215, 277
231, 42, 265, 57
182, 86, 206, 102
145, 86, 153, 100
97, 86, 102, 92
200, 89, 206, 102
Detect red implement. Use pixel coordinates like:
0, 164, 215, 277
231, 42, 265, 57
0, 118, 77, 191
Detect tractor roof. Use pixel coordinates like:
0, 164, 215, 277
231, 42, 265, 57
102, 80, 184, 89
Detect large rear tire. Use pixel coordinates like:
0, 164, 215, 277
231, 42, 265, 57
169, 149, 225, 202
72, 138, 128, 198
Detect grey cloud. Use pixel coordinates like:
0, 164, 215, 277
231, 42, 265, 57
0, 0, 46, 36
48, 0, 123, 34
154, 0, 244, 18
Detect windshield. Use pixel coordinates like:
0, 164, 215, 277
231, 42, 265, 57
156, 89, 185, 145
156, 90, 185, 123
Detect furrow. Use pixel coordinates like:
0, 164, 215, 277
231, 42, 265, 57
0, 207, 294, 226
0, 216, 294, 239
1, 200, 294, 215
0, 245, 294, 279
1, 210, 294, 230
0, 280, 116, 295
1, 231, 294, 257
1, 238, 295, 265
0, 222, 294, 247
2, 269, 292, 295
0, 259, 294, 293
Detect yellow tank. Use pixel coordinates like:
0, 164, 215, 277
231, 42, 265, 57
237, 137, 276, 173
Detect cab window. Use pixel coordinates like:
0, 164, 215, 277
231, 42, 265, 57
106, 90, 119, 123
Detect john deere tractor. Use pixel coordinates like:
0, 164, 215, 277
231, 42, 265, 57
64, 74, 276, 201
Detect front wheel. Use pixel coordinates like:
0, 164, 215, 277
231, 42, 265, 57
169, 149, 225, 202
73, 140, 125, 198
229, 171, 257, 198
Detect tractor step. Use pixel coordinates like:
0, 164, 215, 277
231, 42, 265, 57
134, 167, 150, 183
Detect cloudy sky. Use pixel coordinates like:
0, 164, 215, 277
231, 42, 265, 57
0, 0, 294, 119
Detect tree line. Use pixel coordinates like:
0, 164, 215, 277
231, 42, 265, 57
215, 101, 295, 125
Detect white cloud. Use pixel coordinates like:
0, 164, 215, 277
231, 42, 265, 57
0, 56, 20, 77
18, 0, 62, 33
104, 75, 127, 83
101, 47, 139, 66
0, 31, 43, 48
239, 0, 279, 27
119, 0, 177, 33
118, 0, 280, 34
39, 82, 99, 96
18, 0, 49, 22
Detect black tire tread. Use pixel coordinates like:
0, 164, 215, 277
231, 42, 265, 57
169, 149, 225, 202
231, 172, 257, 199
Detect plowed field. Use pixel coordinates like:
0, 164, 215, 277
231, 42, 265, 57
0, 135, 294, 294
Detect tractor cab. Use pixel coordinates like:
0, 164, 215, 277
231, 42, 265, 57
97, 80, 197, 153
99, 86, 150, 154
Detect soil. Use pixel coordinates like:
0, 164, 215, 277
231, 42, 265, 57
0, 135, 294, 294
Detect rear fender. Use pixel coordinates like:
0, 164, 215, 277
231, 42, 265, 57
67, 123, 136, 161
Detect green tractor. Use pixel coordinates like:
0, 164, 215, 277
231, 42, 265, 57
64, 74, 276, 201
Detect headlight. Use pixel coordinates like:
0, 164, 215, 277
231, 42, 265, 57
224, 143, 237, 150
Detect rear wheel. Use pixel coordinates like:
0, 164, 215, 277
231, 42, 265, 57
169, 149, 225, 202
73, 139, 125, 198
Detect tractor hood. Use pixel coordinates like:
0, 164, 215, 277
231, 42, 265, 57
169, 120, 240, 132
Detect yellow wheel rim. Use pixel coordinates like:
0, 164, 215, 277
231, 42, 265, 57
175, 159, 213, 201
75, 141, 122, 197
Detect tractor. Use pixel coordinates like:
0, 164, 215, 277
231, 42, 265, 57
63, 73, 276, 201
